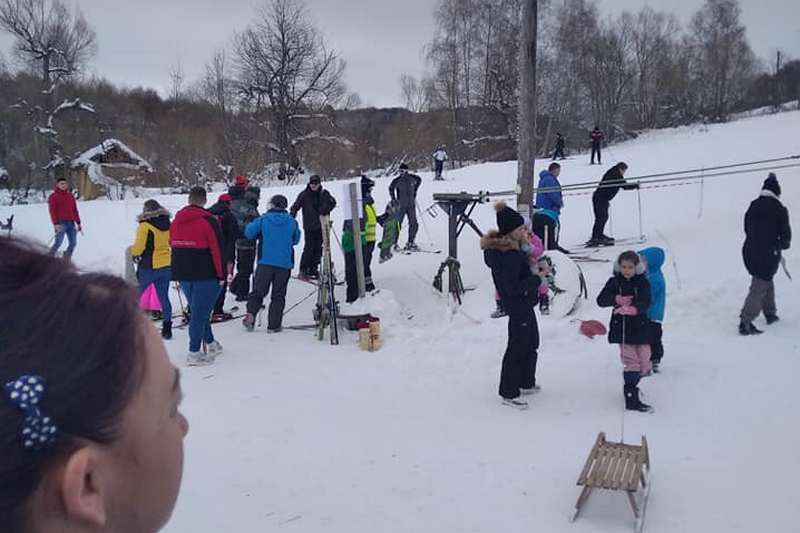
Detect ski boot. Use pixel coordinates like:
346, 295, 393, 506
739, 321, 763, 336
539, 295, 550, 316
404, 242, 420, 252
765, 314, 780, 325
161, 320, 173, 340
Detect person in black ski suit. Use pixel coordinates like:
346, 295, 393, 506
230, 185, 260, 301
590, 126, 604, 165
552, 132, 566, 160
597, 250, 653, 412
481, 202, 542, 410
208, 193, 240, 319
739, 173, 792, 335
589, 162, 638, 246
290, 174, 337, 279
389, 163, 423, 251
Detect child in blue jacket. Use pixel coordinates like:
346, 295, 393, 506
639, 247, 666, 373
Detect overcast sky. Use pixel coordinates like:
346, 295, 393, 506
1, 0, 799, 108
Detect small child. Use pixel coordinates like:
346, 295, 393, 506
378, 200, 401, 263
639, 247, 666, 373
597, 250, 653, 413
492, 228, 549, 318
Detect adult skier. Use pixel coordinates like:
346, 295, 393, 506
47, 177, 82, 258
432, 145, 449, 180
739, 173, 792, 335
588, 162, 638, 247
552, 133, 566, 160
590, 126, 604, 165
290, 174, 337, 280
389, 163, 422, 251
532, 162, 568, 252
208, 193, 239, 320
229, 185, 260, 301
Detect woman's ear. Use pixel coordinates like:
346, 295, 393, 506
60, 448, 107, 527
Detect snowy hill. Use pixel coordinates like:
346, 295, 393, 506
4, 110, 799, 532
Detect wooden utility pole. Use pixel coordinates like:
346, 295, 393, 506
516, 0, 538, 219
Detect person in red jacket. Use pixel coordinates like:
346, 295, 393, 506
47, 177, 82, 257
170, 186, 225, 366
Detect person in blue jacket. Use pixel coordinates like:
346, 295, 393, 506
242, 194, 301, 333
639, 247, 666, 373
532, 162, 568, 252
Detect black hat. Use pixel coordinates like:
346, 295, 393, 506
762, 173, 781, 197
309, 174, 321, 184
270, 194, 288, 209
361, 175, 375, 189
399, 163, 409, 171
494, 202, 525, 236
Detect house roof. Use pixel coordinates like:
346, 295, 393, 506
72, 139, 153, 172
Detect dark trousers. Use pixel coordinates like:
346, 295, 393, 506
553, 145, 565, 159
591, 143, 602, 164
232, 246, 256, 298
247, 264, 291, 330
649, 321, 664, 364
396, 204, 419, 244
300, 227, 323, 276
499, 307, 540, 399
364, 241, 375, 291
434, 160, 444, 179
213, 280, 228, 314
591, 192, 610, 240
344, 251, 359, 303
740, 276, 777, 324
531, 213, 560, 250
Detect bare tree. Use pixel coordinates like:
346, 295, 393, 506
169, 59, 184, 102
400, 73, 432, 112
233, 0, 346, 169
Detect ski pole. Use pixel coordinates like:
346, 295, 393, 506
636, 182, 644, 240
416, 201, 436, 248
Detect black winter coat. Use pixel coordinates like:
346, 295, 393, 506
742, 192, 792, 281
594, 166, 637, 203
208, 201, 239, 266
596, 273, 652, 345
389, 172, 422, 207
290, 186, 337, 231
481, 231, 541, 317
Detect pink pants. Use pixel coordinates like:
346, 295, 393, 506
620, 344, 652, 374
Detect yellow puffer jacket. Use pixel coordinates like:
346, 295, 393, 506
130, 209, 171, 270
364, 203, 378, 243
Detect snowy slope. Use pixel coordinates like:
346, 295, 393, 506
4, 110, 800, 533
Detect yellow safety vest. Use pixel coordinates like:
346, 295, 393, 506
364, 204, 378, 243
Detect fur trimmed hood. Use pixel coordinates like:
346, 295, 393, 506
138, 207, 171, 223
480, 230, 521, 252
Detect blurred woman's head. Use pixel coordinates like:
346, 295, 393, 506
0, 237, 188, 533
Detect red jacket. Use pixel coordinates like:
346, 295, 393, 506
169, 205, 224, 281
48, 188, 81, 225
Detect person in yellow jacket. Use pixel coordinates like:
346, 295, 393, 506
362, 176, 378, 292
131, 199, 173, 339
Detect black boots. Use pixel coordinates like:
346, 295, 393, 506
739, 321, 763, 335
765, 314, 780, 325
624, 385, 653, 413
161, 320, 172, 340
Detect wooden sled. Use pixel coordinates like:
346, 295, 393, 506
571, 432, 651, 532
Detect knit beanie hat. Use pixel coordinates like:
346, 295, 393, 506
494, 202, 525, 236
762, 173, 781, 197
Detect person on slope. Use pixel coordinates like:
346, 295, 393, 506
389, 163, 423, 251
739, 173, 792, 336
588, 162, 639, 247
229, 185, 260, 301
432, 145, 449, 180
532, 162, 570, 253
597, 251, 653, 413
208, 193, 239, 321
639, 247, 667, 373
552, 132, 567, 160
170, 187, 225, 366
290, 174, 337, 280
481, 202, 542, 410
589, 126, 604, 165
0, 238, 189, 533
361, 176, 379, 292
130, 199, 173, 339
47, 177, 82, 258
243, 195, 301, 334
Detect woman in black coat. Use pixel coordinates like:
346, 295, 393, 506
481, 203, 541, 410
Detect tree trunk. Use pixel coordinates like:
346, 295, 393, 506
516, 0, 537, 219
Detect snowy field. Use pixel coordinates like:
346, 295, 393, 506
4, 110, 799, 532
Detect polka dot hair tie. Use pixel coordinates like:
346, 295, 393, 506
4, 375, 59, 450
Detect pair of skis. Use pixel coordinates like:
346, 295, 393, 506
316, 215, 339, 345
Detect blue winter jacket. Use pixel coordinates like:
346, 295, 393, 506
245, 209, 301, 269
535, 170, 563, 221
639, 247, 666, 322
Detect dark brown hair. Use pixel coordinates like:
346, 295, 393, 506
618, 250, 640, 265
0, 238, 145, 531
548, 162, 561, 172
143, 199, 163, 212
188, 186, 206, 205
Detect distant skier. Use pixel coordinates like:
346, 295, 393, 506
208, 193, 239, 321
130, 199, 173, 339
47, 177, 82, 258
432, 145, 449, 180
170, 187, 225, 366
242, 195, 301, 333
552, 133, 566, 160
590, 126, 604, 165
738, 173, 792, 335
533, 162, 569, 252
588, 162, 638, 247
290, 174, 337, 280
481, 202, 542, 410
597, 251, 653, 413
229, 185, 260, 301
389, 163, 422, 251
639, 247, 666, 373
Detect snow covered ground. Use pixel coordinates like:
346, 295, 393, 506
4, 110, 799, 532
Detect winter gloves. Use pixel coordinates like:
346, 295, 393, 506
614, 295, 638, 316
